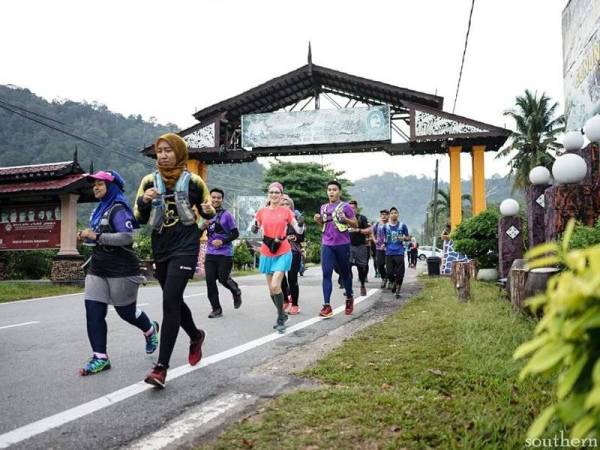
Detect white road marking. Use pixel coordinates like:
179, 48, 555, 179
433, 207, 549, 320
0, 321, 40, 331
0, 292, 84, 306
0, 289, 378, 448
126, 392, 256, 450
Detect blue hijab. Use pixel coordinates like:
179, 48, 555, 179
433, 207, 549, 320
89, 171, 139, 232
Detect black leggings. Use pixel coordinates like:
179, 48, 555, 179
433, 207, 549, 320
281, 251, 301, 306
376, 250, 387, 280
85, 299, 152, 354
205, 254, 240, 310
386, 254, 406, 288
154, 255, 200, 367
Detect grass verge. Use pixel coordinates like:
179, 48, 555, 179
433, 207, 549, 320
202, 277, 555, 449
0, 282, 82, 303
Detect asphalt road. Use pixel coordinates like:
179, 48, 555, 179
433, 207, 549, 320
0, 262, 421, 449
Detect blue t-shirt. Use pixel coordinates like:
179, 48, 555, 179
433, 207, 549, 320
384, 222, 409, 256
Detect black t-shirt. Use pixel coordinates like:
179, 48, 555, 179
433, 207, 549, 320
350, 214, 369, 246
134, 173, 212, 262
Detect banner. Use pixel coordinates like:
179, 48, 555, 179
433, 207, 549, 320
0, 204, 61, 250
241, 105, 390, 149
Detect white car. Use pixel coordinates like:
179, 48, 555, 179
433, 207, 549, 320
418, 246, 443, 260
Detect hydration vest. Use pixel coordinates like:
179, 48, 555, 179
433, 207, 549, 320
321, 202, 348, 233
148, 170, 196, 232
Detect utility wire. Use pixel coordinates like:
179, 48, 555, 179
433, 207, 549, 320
452, 0, 476, 114
0, 97, 69, 127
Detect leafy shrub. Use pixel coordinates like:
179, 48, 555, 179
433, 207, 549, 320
514, 220, 600, 440
451, 208, 500, 268
233, 241, 254, 270
306, 241, 321, 264
565, 219, 600, 250
133, 227, 153, 260
4, 250, 57, 279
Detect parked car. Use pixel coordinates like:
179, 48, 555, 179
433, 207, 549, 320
418, 245, 443, 260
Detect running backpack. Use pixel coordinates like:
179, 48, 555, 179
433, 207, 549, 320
148, 170, 196, 231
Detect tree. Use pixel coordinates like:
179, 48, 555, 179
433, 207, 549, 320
496, 89, 565, 190
429, 188, 472, 223
263, 161, 352, 244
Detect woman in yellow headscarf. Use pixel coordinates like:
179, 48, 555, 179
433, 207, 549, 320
134, 133, 215, 388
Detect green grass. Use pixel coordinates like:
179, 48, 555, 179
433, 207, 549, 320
0, 282, 82, 303
202, 278, 556, 449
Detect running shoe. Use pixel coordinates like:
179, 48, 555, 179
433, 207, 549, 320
208, 308, 223, 319
272, 314, 288, 329
319, 304, 333, 318
144, 364, 167, 388
395, 292, 401, 300
391, 283, 397, 293
360, 286, 367, 297
283, 296, 291, 313
345, 297, 354, 315
275, 317, 287, 334
79, 355, 111, 376
145, 321, 159, 354
189, 329, 206, 366
380, 280, 387, 289
289, 305, 300, 315
233, 291, 242, 309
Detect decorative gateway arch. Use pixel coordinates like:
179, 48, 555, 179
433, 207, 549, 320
143, 55, 510, 229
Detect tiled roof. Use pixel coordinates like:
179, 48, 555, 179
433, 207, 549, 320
0, 174, 88, 194
0, 161, 74, 177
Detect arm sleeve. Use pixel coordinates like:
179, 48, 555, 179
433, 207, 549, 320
221, 228, 239, 245
191, 175, 215, 220
98, 207, 134, 246
133, 175, 153, 224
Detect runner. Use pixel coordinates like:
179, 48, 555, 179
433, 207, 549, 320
409, 238, 419, 268
372, 209, 389, 288
384, 206, 410, 299
200, 188, 242, 318
253, 182, 303, 333
348, 199, 371, 297
280, 194, 305, 315
77, 170, 159, 376
134, 133, 215, 388
313, 180, 358, 317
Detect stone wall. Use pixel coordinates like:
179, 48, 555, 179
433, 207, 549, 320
51, 256, 84, 282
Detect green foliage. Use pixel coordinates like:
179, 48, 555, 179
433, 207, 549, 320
133, 227, 153, 260
496, 89, 565, 191
515, 219, 600, 440
306, 241, 321, 264
565, 219, 600, 250
233, 241, 254, 269
4, 250, 57, 279
451, 208, 500, 269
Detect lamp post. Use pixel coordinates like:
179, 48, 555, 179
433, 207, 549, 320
498, 199, 523, 279
527, 166, 551, 247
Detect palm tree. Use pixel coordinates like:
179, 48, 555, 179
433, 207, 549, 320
430, 188, 471, 223
496, 89, 565, 190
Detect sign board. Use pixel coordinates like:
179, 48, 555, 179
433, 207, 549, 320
241, 105, 390, 149
562, 0, 600, 129
235, 195, 266, 238
0, 204, 61, 250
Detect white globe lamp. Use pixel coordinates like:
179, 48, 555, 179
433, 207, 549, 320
584, 115, 600, 143
552, 153, 588, 184
499, 198, 519, 216
528, 166, 551, 185
562, 131, 584, 151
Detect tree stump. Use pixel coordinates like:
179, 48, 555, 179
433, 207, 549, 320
451, 261, 471, 302
510, 268, 529, 311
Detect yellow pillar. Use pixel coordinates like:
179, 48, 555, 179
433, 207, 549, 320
471, 145, 486, 215
449, 146, 462, 230
186, 159, 207, 181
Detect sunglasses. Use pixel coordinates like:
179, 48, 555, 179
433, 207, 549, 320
268, 190, 282, 194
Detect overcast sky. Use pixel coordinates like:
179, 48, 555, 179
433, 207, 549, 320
0, 0, 567, 181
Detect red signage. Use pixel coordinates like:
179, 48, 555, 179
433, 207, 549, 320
0, 204, 61, 250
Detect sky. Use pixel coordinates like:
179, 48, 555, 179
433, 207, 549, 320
0, 0, 567, 182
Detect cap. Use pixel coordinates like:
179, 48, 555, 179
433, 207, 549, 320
87, 171, 115, 183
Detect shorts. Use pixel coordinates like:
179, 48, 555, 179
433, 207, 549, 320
84, 274, 144, 306
350, 245, 369, 267
259, 251, 293, 274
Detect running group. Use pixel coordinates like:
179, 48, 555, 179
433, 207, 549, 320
77, 133, 416, 388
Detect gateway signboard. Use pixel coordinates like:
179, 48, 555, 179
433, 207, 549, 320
0, 204, 61, 250
241, 105, 390, 149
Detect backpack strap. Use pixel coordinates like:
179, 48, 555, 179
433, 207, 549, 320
153, 171, 166, 194
174, 170, 191, 193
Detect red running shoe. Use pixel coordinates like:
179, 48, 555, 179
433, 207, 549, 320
319, 304, 333, 318
189, 329, 206, 366
144, 364, 167, 389
345, 297, 354, 315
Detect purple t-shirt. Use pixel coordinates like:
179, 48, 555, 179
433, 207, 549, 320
207, 210, 236, 256
320, 201, 355, 246
373, 222, 387, 251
